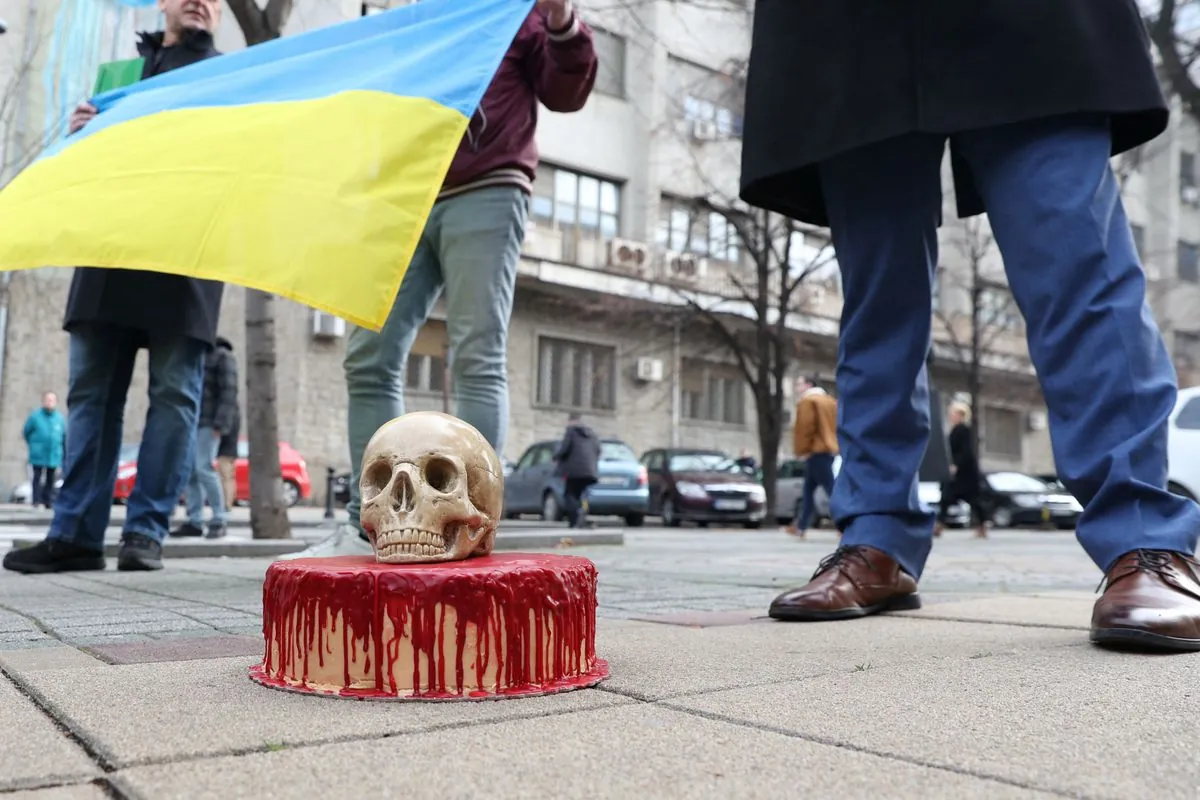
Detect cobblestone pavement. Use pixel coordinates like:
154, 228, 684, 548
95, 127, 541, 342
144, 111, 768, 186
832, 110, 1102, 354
0, 527, 1099, 650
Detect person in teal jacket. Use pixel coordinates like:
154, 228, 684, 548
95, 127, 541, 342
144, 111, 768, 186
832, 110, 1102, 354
23, 392, 66, 508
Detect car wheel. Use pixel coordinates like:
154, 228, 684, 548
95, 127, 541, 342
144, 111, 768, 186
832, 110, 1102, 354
541, 492, 560, 522
661, 497, 682, 528
1054, 520, 1076, 530
742, 520, 762, 530
282, 480, 301, 508
624, 513, 645, 528
992, 506, 1013, 528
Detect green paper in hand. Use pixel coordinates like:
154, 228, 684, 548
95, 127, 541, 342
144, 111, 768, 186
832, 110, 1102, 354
93, 58, 146, 95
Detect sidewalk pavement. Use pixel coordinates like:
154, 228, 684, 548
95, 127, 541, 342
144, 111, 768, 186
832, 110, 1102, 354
0, 530, 1195, 799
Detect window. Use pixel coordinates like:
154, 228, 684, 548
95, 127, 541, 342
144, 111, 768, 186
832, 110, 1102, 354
405, 320, 447, 393
600, 442, 637, 462
982, 406, 1023, 459
1175, 331, 1200, 368
536, 336, 616, 410
1179, 241, 1200, 283
667, 56, 744, 138
680, 359, 746, 425
641, 451, 664, 471
1182, 151, 1196, 192
656, 197, 740, 263
531, 164, 620, 244
1130, 224, 1146, 261
1176, 398, 1200, 431
591, 28, 626, 98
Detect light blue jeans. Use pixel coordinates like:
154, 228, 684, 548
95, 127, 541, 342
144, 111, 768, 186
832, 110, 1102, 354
184, 426, 226, 528
344, 186, 528, 532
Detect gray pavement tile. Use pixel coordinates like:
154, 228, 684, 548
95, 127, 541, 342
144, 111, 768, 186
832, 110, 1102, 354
12, 656, 631, 767
0, 647, 106, 672
72, 634, 157, 647
897, 595, 1094, 630
48, 619, 212, 637
4, 785, 109, 800
596, 616, 1083, 700
667, 647, 1200, 799
86, 635, 260, 665
111, 705, 1053, 799
0, 674, 99, 790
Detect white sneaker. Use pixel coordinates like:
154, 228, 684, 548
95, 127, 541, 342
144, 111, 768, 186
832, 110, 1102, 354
275, 523, 373, 561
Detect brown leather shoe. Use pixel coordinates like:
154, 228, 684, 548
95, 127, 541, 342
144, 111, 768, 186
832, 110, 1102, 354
1090, 549, 1200, 652
769, 545, 921, 622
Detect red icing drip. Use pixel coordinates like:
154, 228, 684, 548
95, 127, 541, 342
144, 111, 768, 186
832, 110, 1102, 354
254, 554, 604, 700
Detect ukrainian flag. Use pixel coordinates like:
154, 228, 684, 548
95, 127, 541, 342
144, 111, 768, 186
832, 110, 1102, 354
0, 0, 534, 330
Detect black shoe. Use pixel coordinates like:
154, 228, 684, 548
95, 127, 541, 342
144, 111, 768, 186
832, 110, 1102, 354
204, 523, 227, 540
117, 533, 163, 571
170, 522, 203, 538
2, 539, 105, 574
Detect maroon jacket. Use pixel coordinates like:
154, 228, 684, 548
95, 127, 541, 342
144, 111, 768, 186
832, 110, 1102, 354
440, 9, 597, 197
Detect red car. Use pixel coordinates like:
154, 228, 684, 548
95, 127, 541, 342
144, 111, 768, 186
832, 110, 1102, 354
113, 440, 312, 507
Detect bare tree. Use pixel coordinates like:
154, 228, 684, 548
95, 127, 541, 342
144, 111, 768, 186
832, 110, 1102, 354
225, 0, 295, 538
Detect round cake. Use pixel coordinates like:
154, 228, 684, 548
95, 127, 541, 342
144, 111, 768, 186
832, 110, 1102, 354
249, 553, 608, 700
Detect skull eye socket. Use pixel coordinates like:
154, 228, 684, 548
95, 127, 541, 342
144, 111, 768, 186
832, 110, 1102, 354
424, 457, 458, 493
361, 460, 394, 503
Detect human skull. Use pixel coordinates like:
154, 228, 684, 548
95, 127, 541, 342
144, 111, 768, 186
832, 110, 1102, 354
359, 411, 504, 564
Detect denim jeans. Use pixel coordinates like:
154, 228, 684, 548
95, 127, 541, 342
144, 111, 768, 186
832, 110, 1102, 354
795, 453, 836, 530
821, 114, 1200, 579
49, 324, 206, 552
344, 186, 528, 531
184, 426, 226, 527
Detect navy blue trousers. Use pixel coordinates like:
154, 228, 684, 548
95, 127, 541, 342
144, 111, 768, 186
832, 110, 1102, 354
820, 114, 1200, 579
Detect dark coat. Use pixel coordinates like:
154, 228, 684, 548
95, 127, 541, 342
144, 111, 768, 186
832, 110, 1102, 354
740, 0, 1169, 226
947, 423, 982, 499
554, 423, 600, 481
63, 30, 225, 347
199, 337, 238, 435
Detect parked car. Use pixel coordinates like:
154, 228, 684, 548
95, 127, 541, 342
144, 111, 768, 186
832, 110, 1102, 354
774, 457, 839, 526
332, 458, 516, 507
980, 471, 1082, 529
641, 448, 767, 528
8, 475, 64, 505
504, 438, 649, 526
115, 440, 312, 507
1168, 385, 1200, 502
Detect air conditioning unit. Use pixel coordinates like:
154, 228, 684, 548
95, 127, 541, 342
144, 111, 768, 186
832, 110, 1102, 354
608, 238, 649, 273
690, 119, 719, 141
311, 310, 346, 339
635, 357, 664, 382
666, 251, 704, 281
521, 224, 564, 261
1183, 186, 1200, 206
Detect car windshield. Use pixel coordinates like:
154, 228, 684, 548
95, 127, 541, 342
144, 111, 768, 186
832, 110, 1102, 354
119, 443, 139, 463
987, 472, 1050, 493
668, 452, 734, 472
600, 442, 636, 462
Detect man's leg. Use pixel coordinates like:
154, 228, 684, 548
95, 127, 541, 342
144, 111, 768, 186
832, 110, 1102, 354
957, 115, 1200, 649
181, 426, 205, 530
192, 426, 226, 535
795, 467, 820, 532
218, 456, 236, 510
436, 186, 527, 457
4, 326, 136, 573
768, 133, 944, 621
121, 334, 206, 570
44, 468, 57, 507
31, 467, 45, 507
563, 480, 581, 528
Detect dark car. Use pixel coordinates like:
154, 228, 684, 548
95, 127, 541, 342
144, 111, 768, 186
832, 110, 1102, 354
641, 448, 767, 528
503, 438, 649, 526
982, 471, 1083, 530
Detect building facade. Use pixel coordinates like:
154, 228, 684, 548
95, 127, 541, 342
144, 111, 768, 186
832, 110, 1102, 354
21, 0, 1200, 503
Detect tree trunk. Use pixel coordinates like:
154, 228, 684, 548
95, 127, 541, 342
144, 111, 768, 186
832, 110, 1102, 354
245, 288, 291, 539
757, 392, 783, 521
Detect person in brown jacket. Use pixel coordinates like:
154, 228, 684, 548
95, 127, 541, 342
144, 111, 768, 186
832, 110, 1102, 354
788, 375, 839, 538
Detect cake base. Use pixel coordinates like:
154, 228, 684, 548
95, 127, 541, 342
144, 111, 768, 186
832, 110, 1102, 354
249, 553, 608, 701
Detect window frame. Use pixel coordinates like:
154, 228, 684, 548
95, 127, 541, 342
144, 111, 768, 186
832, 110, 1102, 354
590, 27, 627, 99
534, 334, 619, 412
531, 163, 622, 246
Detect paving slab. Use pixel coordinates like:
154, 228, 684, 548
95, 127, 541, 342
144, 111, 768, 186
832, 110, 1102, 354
595, 616, 1083, 700
84, 635, 260, 665
897, 595, 1094, 630
5, 785, 109, 800
0, 674, 99, 791
0, 647, 106, 673
9, 656, 632, 767
112, 704, 1054, 800
667, 647, 1200, 799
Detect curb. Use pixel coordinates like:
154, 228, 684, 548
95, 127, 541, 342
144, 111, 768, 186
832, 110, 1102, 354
9, 529, 625, 559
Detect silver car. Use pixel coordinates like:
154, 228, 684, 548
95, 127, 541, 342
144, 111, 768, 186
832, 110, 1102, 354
774, 457, 840, 525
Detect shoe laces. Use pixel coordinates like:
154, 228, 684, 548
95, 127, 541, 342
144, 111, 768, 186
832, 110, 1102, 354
813, 545, 878, 581
1096, 549, 1200, 592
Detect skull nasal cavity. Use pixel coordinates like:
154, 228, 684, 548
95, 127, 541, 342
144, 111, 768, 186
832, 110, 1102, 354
392, 470, 415, 512
424, 457, 458, 493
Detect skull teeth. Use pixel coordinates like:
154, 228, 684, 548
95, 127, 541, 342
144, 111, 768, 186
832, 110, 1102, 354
375, 527, 447, 559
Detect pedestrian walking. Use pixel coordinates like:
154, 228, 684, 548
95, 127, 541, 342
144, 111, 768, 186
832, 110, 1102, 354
554, 412, 601, 529
3, 0, 224, 575
173, 337, 237, 540
787, 375, 838, 539
744, 1, 1200, 650
934, 401, 988, 539
22, 391, 66, 508
217, 407, 240, 512
284, 0, 597, 560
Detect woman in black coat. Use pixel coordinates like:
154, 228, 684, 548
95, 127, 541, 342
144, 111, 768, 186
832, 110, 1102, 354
935, 403, 987, 540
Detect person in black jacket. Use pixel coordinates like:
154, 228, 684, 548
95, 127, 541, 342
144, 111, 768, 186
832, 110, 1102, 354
934, 402, 988, 540
173, 337, 237, 540
554, 413, 600, 529
3, 0, 224, 575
